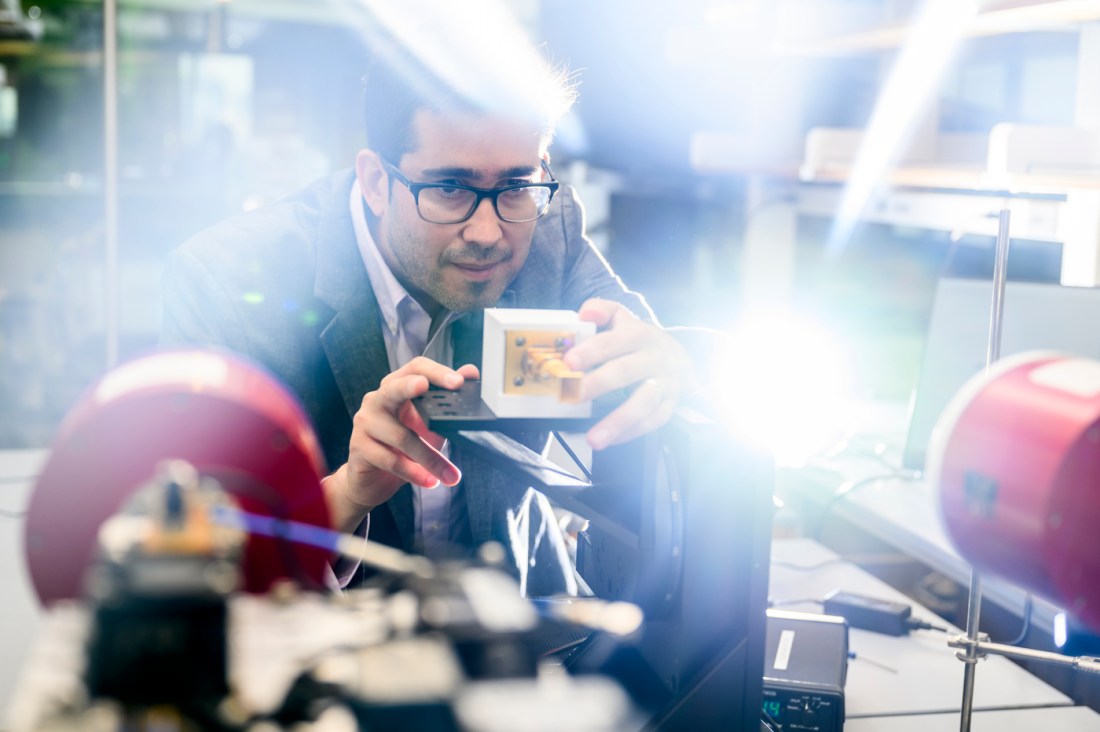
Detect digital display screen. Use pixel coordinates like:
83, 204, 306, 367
762, 700, 782, 720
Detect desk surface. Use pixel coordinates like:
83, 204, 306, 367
845, 705, 1100, 731
786, 447, 1061, 631
5, 450, 1094, 729
0, 450, 46, 726
770, 538, 1075, 718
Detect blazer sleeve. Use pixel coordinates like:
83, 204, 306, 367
556, 186, 657, 323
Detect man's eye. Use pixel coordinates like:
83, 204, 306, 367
435, 185, 465, 198
499, 188, 532, 203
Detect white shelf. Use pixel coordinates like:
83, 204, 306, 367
779, 0, 1100, 56
798, 124, 1100, 195
797, 185, 1066, 242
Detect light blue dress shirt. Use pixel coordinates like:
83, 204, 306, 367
349, 181, 466, 558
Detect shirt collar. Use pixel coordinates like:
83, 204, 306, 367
349, 179, 424, 337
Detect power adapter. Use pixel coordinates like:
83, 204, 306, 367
822, 590, 946, 636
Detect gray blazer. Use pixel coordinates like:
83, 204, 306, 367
160, 169, 653, 558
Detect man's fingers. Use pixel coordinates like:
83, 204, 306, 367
353, 440, 449, 489
357, 378, 461, 486
564, 321, 645, 373
383, 355, 466, 390
363, 413, 460, 486
374, 373, 432, 412
580, 350, 666, 402
399, 401, 447, 451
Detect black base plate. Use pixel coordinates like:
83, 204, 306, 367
412, 381, 599, 434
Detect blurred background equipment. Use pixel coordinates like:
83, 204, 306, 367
932, 350, 1100, 633
413, 383, 776, 730
762, 609, 848, 732
24, 348, 333, 604
929, 348, 1100, 731
12, 349, 645, 732
904, 279, 1100, 472
7, 0, 1099, 449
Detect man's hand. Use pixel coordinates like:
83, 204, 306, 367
563, 299, 695, 450
323, 357, 479, 533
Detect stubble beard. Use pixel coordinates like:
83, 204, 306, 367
388, 223, 510, 314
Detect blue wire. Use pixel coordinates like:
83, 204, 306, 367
210, 505, 343, 553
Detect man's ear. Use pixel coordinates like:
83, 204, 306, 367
355, 149, 389, 217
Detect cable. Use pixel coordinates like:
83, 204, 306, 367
538, 636, 590, 659
809, 433, 918, 475
768, 598, 823, 609
1002, 593, 1033, 646
771, 558, 848, 572
550, 430, 593, 481
218, 474, 329, 593
848, 651, 897, 674
209, 505, 433, 579
472, 432, 592, 484
813, 472, 925, 541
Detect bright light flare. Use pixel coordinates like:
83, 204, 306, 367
828, 0, 979, 254
355, 0, 576, 144
714, 310, 857, 467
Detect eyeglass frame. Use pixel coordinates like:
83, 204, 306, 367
381, 158, 560, 225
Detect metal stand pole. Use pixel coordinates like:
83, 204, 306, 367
958, 208, 1012, 732
958, 574, 983, 732
985, 210, 1012, 373
103, 0, 119, 367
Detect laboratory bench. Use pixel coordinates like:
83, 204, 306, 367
772, 395, 1100, 718
6, 447, 1100, 729
770, 537, 1100, 728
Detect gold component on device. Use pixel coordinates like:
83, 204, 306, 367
502, 330, 585, 402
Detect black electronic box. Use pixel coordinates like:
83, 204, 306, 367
762, 609, 848, 732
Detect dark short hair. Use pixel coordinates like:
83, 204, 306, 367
362, 34, 576, 164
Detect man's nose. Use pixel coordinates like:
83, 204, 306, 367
461, 197, 503, 244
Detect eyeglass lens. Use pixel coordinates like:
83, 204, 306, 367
418, 185, 551, 224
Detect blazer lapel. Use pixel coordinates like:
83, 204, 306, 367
313, 173, 414, 547
313, 179, 390, 421
464, 463, 497, 546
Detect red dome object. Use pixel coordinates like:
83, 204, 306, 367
24, 349, 331, 605
930, 351, 1100, 631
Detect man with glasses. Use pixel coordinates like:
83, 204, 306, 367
161, 38, 707, 595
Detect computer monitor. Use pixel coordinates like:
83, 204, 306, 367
903, 277, 1100, 471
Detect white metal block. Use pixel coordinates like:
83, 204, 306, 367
481, 309, 595, 419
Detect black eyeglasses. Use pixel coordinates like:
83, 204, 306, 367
383, 159, 559, 224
